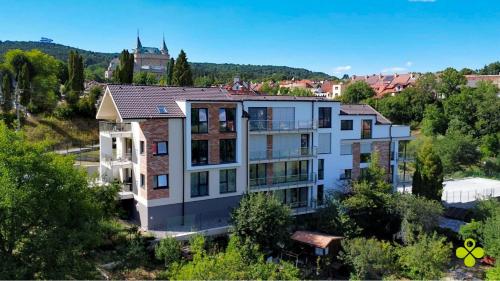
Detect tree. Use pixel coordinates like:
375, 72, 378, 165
67, 51, 84, 99
231, 193, 292, 252
437, 67, 466, 98
165, 58, 174, 86
155, 237, 182, 268
421, 104, 448, 136
172, 50, 193, 86
397, 233, 452, 280
313, 194, 360, 238
1, 73, 13, 112
115, 50, 134, 84
412, 140, 443, 201
341, 81, 375, 103
436, 132, 481, 173
18, 63, 32, 106
133, 72, 158, 85
416, 72, 438, 98
168, 235, 300, 280
0, 123, 109, 279
339, 237, 396, 280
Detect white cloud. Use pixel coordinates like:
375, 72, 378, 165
333, 65, 352, 74
381, 67, 407, 73
408, 0, 436, 2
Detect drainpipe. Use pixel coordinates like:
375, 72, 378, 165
389, 124, 393, 191
182, 118, 186, 225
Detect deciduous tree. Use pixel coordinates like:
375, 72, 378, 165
341, 81, 375, 103
412, 140, 444, 201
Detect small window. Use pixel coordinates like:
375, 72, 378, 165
157, 105, 168, 114
140, 141, 145, 154
220, 169, 236, 193
191, 171, 209, 197
319, 107, 331, 128
153, 174, 168, 189
340, 169, 352, 180
219, 108, 236, 132
318, 133, 331, 154
341, 120, 353, 130
140, 174, 145, 188
361, 119, 372, 139
317, 185, 324, 206
192, 140, 208, 165
318, 159, 324, 180
154, 141, 168, 155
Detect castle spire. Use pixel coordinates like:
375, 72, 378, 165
136, 29, 142, 50
161, 33, 169, 55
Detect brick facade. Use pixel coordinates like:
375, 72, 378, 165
373, 141, 391, 179
352, 142, 361, 180
139, 119, 170, 200
191, 103, 237, 165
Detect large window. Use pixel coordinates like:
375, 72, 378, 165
220, 169, 236, 193
219, 139, 236, 163
191, 171, 209, 197
272, 160, 309, 184
191, 108, 208, 133
360, 143, 372, 163
319, 107, 331, 128
318, 133, 331, 154
340, 144, 353, 155
341, 120, 353, 130
318, 159, 324, 180
192, 140, 208, 165
250, 163, 267, 186
153, 141, 168, 155
153, 174, 168, 189
219, 108, 236, 132
248, 107, 268, 130
340, 169, 352, 180
361, 119, 372, 139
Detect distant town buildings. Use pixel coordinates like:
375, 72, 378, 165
465, 74, 500, 89
105, 35, 170, 80
351, 73, 418, 98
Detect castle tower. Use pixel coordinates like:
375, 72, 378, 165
161, 35, 169, 56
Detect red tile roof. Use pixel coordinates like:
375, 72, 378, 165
291, 231, 343, 249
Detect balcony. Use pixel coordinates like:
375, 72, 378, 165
102, 152, 132, 168
99, 121, 132, 137
249, 120, 316, 133
249, 172, 316, 190
398, 152, 415, 162
249, 147, 317, 162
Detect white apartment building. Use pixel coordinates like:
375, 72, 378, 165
96, 85, 413, 231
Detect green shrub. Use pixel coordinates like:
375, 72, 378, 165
155, 237, 182, 268
53, 103, 74, 119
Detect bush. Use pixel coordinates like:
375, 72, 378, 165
397, 233, 452, 280
155, 237, 182, 268
486, 264, 500, 281
339, 237, 396, 280
53, 103, 74, 119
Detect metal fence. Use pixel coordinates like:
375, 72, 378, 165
443, 188, 499, 203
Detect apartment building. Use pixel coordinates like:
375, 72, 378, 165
96, 85, 412, 231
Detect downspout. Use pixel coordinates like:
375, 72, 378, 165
389, 124, 394, 191
181, 118, 186, 225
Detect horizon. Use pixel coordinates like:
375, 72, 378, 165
0, 0, 499, 76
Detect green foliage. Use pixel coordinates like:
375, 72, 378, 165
1, 73, 13, 112
173, 50, 194, 86
165, 58, 175, 85
459, 219, 483, 242
115, 49, 134, 84
67, 51, 84, 96
0, 123, 113, 279
438, 67, 467, 98
341, 81, 375, 103
231, 193, 292, 252
395, 193, 443, 244
397, 233, 452, 280
421, 103, 448, 136
478, 61, 500, 75
168, 235, 300, 280
133, 71, 158, 85
486, 264, 500, 281
340, 237, 396, 280
155, 237, 182, 268
313, 194, 360, 238
412, 140, 444, 201
436, 132, 481, 174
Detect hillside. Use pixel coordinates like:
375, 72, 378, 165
0, 40, 332, 82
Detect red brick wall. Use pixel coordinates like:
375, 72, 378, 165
139, 119, 170, 200
352, 142, 360, 180
373, 141, 391, 179
191, 103, 237, 165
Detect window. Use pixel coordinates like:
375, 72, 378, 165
191, 108, 208, 133
340, 144, 353, 155
192, 140, 208, 165
272, 160, 309, 184
219, 139, 236, 163
250, 163, 267, 186
157, 105, 168, 114
219, 108, 236, 132
340, 169, 351, 180
191, 171, 209, 197
361, 119, 372, 139
272, 107, 295, 130
140, 174, 145, 188
140, 141, 145, 154
360, 143, 372, 163
318, 107, 331, 128
220, 169, 236, 193
341, 120, 353, 130
317, 185, 324, 206
153, 174, 168, 189
153, 141, 168, 155
248, 107, 268, 131
318, 133, 331, 154
318, 159, 324, 180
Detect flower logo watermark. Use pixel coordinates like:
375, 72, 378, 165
456, 238, 485, 267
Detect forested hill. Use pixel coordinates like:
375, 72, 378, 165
0, 40, 332, 81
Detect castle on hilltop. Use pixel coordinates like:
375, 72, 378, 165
105, 35, 170, 79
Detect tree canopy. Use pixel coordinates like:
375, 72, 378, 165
172, 50, 194, 86
341, 81, 376, 103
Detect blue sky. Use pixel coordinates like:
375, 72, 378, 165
0, 0, 499, 76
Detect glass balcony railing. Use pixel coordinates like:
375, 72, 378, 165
249, 147, 317, 161
103, 153, 132, 165
249, 172, 316, 190
249, 120, 316, 132
99, 121, 131, 133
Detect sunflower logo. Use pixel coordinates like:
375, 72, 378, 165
456, 238, 485, 267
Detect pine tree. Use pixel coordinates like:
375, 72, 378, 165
166, 58, 174, 85
117, 50, 134, 84
172, 50, 193, 86
1, 73, 13, 112
18, 63, 31, 106
66, 51, 84, 106
412, 141, 444, 201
